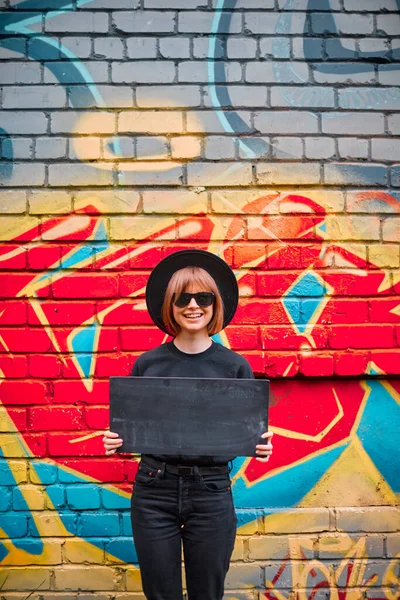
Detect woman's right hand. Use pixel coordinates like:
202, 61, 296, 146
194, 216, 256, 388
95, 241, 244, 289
103, 430, 123, 456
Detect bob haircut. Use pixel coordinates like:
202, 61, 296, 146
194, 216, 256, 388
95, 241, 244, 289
161, 266, 224, 337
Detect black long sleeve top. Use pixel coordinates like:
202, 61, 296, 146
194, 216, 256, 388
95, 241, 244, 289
131, 340, 254, 466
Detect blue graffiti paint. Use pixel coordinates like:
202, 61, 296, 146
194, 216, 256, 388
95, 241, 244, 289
356, 380, 400, 493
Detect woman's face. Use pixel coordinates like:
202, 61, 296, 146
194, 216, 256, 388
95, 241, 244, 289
172, 285, 214, 334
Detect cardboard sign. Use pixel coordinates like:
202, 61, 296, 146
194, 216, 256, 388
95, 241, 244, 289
110, 376, 269, 456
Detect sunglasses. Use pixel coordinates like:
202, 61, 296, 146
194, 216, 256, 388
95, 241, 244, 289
173, 292, 215, 308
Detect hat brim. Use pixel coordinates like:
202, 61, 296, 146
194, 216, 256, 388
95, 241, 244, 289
145, 249, 238, 335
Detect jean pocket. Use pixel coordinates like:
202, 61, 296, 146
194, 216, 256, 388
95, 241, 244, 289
135, 461, 161, 486
200, 473, 231, 493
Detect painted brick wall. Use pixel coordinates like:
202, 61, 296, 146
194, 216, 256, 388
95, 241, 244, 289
0, 0, 399, 598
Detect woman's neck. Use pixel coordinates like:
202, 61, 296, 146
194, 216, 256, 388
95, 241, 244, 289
173, 331, 212, 354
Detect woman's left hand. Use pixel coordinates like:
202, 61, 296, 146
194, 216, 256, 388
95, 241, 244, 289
255, 431, 273, 462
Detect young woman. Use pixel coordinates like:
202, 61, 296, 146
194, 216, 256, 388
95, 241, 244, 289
103, 250, 273, 600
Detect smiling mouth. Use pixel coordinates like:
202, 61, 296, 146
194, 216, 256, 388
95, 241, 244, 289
184, 314, 203, 320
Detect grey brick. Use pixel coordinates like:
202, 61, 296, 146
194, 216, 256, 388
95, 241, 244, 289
271, 136, 303, 159
94, 38, 124, 59
0, 62, 41, 84
0, 111, 47, 135
204, 85, 267, 108
372, 139, 400, 162
48, 163, 113, 186
338, 87, 400, 110
271, 86, 335, 108
136, 136, 169, 160
0, 191, 26, 214
338, 138, 369, 160
45, 12, 109, 33
238, 137, 270, 159
146, 0, 208, 6
227, 38, 257, 59
359, 38, 390, 57
378, 65, 400, 86
305, 137, 335, 160
118, 163, 183, 186
215, 0, 274, 6
1, 137, 33, 160
35, 137, 67, 159
264, 563, 293, 588
68, 85, 133, 108
326, 38, 356, 59
205, 136, 236, 160
256, 162, 320, 185
187, 110, 251, 134
126, 37, 157, 59
322, 112, 384, 135
179, 61, 241, 83
388, 114, 400, 135
0, 163, 45, 187
324, 163, 387, 186
311, 13, 373, 35
159, 38, 190, 59
113, 11, 175, 33
278, 0, 341, 7
113, 61, 175, 84
391, 165, 400, 186
104, 136, 135, 160
51, 111, 115, 134
245, 12, 305, 35
2, 85, 66, 109
119, 111, 183, 134
255, 111, 318, 134
179, 12, 241, 34
247, 61, 309, 84
44, 61, 109, 84
193, 37, 224, 59
136, 86, 201, 108
313, 63, 375, 84
386, 534, 400, 557
344, 0, 397, 9
377, 14, 400, 35
318, 534, 384, 559
260, 37, 291, 59
292, 37, 323, 60
80, 0, 140, 6
225, 565, 262, 589
187, 162, 252, 186
60, 37, 92, 59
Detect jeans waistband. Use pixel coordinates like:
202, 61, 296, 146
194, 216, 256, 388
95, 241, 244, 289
142, 456, 229, 477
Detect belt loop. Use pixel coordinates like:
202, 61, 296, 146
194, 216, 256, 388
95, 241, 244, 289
193, 465, 200, 482
158, 461, 166, 478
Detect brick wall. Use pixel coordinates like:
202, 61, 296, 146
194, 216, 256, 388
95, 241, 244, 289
0, 0, 399, 598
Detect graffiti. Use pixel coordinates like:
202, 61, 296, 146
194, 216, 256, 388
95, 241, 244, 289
263, 535, 399, 600
0, 0, 399, 594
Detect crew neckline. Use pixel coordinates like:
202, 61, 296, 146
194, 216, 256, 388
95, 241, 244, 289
166, 340, 218, 360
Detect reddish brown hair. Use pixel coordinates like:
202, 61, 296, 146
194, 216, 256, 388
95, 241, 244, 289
161, 266, 224, 337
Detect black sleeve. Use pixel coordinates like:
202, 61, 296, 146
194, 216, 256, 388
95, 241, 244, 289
131, 358, 141, 376
237, 358, 255, 379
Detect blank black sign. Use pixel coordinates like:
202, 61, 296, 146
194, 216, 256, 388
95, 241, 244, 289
109, 377, 269, 456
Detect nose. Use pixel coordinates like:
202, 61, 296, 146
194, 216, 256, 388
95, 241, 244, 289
187, 297, 200, 308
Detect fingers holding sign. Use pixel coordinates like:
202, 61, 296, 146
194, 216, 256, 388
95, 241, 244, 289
103, 430, 123, 456
255, 431, 273, 463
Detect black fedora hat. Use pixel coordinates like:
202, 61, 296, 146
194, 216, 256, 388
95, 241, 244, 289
145, 249, 238, 334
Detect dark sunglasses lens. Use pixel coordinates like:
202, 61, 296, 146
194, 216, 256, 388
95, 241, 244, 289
174, 293, 191, 307
196, 292, 214, 307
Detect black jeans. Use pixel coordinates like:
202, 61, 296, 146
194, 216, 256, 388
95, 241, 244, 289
130, 460, 237, 600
